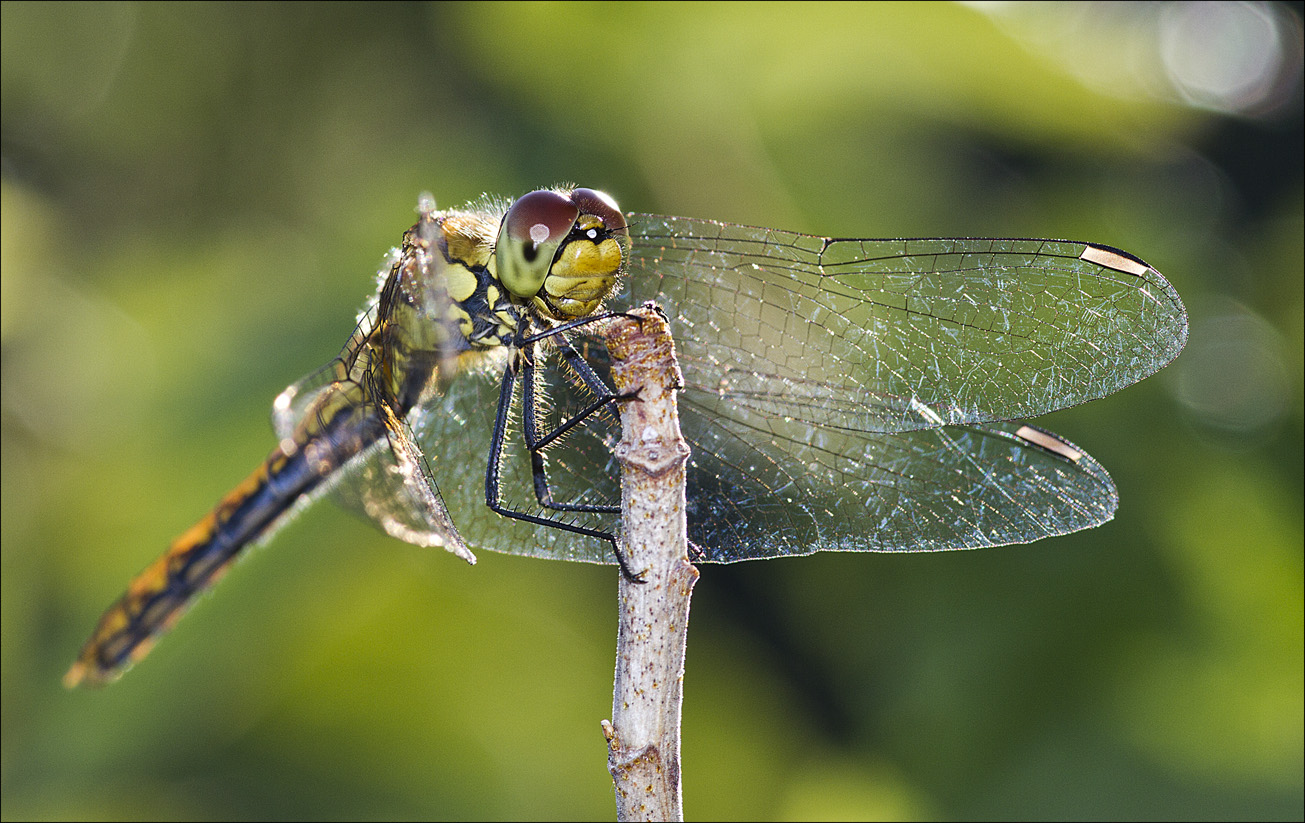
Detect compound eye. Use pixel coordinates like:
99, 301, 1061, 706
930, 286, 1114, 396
571, 188, 627, 235
497, 190, 580, 298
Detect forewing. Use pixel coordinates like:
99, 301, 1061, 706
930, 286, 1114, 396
624, 216, 1188, 430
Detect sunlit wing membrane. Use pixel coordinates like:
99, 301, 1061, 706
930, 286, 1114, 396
623, 218, 1188, 430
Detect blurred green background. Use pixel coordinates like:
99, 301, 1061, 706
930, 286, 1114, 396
3, 2, 1301, 820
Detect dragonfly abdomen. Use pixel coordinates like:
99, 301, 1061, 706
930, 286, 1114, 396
65, 401, 381, 686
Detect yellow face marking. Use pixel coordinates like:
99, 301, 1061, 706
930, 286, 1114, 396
548, 237, 624, 292
535, 234, 624, 318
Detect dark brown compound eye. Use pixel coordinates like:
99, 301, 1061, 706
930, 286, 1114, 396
497, 190, 581, 298
571, 188, 627, 234
501, 190, 580, 261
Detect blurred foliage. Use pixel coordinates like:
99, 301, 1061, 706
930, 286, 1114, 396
2, 2, 1301, 820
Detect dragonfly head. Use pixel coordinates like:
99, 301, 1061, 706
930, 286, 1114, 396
495, 187, 629, 321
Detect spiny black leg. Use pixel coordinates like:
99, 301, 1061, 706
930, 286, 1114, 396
483, 343, 644, 582
516, 310, 644, 347
520, 339, 619, 514
521, 334, 616, 453
483, 349, 520, 524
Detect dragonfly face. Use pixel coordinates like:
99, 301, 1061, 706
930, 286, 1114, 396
495, 187, 629, 321
66, 186, 1188, 686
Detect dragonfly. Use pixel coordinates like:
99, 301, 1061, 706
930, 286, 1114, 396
66, 186, 1188, 686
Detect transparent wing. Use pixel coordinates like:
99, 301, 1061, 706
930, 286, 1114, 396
400, 331, 1119, 565
605, 215, 1184, 562
678, 392, 1116, 562
623, 216, 1188, 430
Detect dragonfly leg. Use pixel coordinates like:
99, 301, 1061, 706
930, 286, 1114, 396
521, 332, 626, 514
515, 310, 644, 347
484, 348, 644, 582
